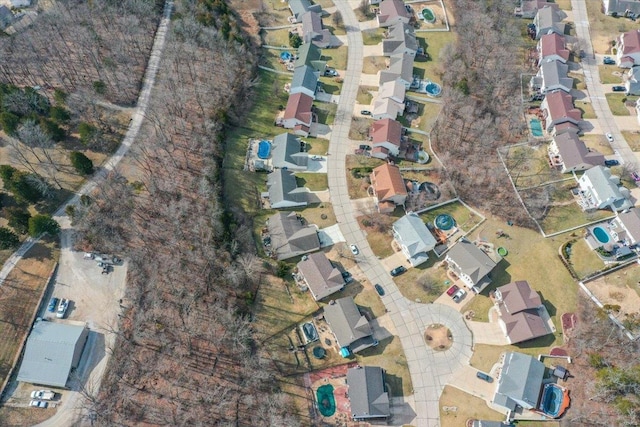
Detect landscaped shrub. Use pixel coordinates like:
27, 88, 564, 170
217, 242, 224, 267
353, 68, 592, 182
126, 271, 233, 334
28, 214, 60, 237
70, 151, 94, 175
0, 227, 19, 249
289, 32, 302, 48
49, 106, 71, 123
6, 207, 31, 235
78, 122, 98, 145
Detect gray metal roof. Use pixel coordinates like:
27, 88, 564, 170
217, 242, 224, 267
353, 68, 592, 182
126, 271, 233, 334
494, 352, 545, 409
291, 65, 319, 94
268, 212, 320, 260
17, 320, 88, 388
346, 366, 390, 419
393, 213, 437, 264
272, 133, 308, 170
324, 297, 374, 352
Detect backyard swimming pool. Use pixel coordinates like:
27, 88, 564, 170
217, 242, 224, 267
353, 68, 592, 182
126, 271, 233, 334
257, 140, 271, 159
539, 383, 570, 418
316, 384, 336, 417
280, 51, 292, 61
435, 214, 455, 231
592, 226, 610, 244
421, 7, 436, 23
530, 119, 543, 137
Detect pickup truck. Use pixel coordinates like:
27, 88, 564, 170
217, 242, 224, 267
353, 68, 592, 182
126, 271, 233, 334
31, 390, 55, 400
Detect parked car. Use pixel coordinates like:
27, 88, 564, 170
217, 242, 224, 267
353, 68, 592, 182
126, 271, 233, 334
374, 284, 385, 296
612, 86, 626, 92
56, 298, 69, 319
341, 271, 352, 279
359, 144, 372, 151
324, 68, 338, 77
31, 390, 55, 400
29, 400, 48, 408
606, 133, 614, 143
603, 56, 615, 65
452, 288, 467, 303
310, 155, 323, 161
47, 297, 59, 313
350, 244, 359, 255
604, 159, 620, 167
360, 110, 371, 116
631, 172, 640, 182
390, 266, 407, 277
83, 252, 94, 259
476, 371, 494, 383
446, 285, 459, 297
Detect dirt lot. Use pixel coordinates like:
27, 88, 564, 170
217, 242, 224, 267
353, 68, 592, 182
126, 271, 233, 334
583, 263, 640, 319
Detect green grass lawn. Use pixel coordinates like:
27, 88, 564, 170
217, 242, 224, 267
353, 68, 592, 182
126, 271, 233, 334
570, 73, 586, 90
440, 386, 504, 427
365, 228, 395, 258
296, 173, 328, 191
598, 65, 623, 84
362, 28, 385, 45
413, 32, 456, 85
290, 203, 337, 229
575, 100, 596, 119
622, 130, 640, 151
356, 85, 376, 105
356, 336, 412, 396
554, 0, 572, 9
582, 134, 615, 155
419, 200, 483, 232
503, 144, 562, 189
394, 256, 450, 303
323, 46, 348, 70
606, 93, 639, 116
263, 29, 290, 47
587, 0, 638, 53
319, 76, 342, 95
305, 137, 329, 155
314, 102, 337, 125
567, 238, 605, 279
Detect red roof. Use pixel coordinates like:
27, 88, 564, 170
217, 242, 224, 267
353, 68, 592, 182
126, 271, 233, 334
544, 90, 581, 122
540, 33, 569, 61
370, 118, 402, 147
620, 30, 640, 55
284, 92, 313, 124
370, 163, 407, 201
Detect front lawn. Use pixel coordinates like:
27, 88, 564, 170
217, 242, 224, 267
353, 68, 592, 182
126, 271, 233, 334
314, 102, 337, 124
362, 56, 387, 74
622, 130, 640, 151
393, 256, 450, 303
575, 100, 596, 119
606, 93, 638, 116
323, 46, 348, 70
587, 0, 638, 53
440, 386, 504, 427
356, 336, 412, 396
362, 28, 385, 45
356, 85, 377, 104
582, 134, 614, 155
598, 64, 623, 84
319, 76, 342, 95
295, 173, 328, 191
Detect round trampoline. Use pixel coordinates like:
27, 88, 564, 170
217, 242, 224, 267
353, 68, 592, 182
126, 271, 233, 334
497, 247, 508, 256
434, 214, 455, 231
257, 140, 271, 159
312, 346, 326, 359
280, 51, 292, 61
316, 384, 336, 417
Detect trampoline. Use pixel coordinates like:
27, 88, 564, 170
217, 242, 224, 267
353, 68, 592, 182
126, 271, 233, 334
312, 346, 326, 359
316, 384, 336, 417
539, 383, 571, 418
497, 247, 508, 256
257, 140, 271, 159
434, 214, 455, 231
280, 51, 292, 61
416, 150, 430, 164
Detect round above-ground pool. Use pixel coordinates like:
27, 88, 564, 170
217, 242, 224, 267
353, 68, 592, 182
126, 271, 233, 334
419, 182, 441, 201
280, 51, 292, 61
425, 82, 442, 96
316, 384, 336, 417
257, 140, 271, 159
421, 7, 436, 23
592, 226, 610, 244
416, 150, 430, 164
435, 214, 455, 231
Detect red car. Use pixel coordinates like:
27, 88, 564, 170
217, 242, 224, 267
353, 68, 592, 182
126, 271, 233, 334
446, 285, 459, 296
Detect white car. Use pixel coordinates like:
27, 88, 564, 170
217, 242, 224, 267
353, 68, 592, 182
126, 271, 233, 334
452, 289, 467, 303
350, 244, 359, 255
56, 298, 69, 319
29, 400, 48, 408
30, 390, 55, 400
606, 133, 614, 143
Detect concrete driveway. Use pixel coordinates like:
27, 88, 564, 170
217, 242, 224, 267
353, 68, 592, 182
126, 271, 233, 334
447, 365, 497, 402
466, 307, 510, 346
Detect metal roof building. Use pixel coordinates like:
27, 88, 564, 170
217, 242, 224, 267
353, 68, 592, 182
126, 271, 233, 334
17, 320, 89, 388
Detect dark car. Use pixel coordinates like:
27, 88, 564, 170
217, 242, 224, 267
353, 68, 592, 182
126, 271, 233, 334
359, 144, 372, 151
390, 266, 407, 277
47, 297, 59, 313
604, 159, 620, 167
612, 86, 626, 92
360, 110, 372, 116
476, 371, 494, 383
603, 56, 615, 65
374, 284, 385, 296
341, 271, 352, 279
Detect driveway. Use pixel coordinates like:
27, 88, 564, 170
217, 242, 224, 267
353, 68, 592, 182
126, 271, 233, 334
447, 365, 497, 402
466, 307, 509, 346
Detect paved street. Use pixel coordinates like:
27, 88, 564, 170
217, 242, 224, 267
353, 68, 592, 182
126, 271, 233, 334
329, 2, 472, 426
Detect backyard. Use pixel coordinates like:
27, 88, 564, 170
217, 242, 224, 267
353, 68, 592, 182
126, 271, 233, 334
501, 143, 561, 189
564, 237, 605, 279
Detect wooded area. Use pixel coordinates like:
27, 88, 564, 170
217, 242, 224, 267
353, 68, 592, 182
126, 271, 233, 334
432, 0, 534, 227
71, 1, 300, 425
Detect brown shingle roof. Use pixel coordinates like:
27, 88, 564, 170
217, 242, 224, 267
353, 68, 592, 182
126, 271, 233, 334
499, 281, 541, 313
620, 29, 640, 54
370, 163, 407, 201
544, 90, 581, 122
371, 118, 402, 146
284, 92, 313, 123
540, 33, 569, 61
497, 281, 551, 344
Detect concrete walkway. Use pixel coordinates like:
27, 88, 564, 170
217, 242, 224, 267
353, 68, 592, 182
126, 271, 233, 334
328, 2, 472, 426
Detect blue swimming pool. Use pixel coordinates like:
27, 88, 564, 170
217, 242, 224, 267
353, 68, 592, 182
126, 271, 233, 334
280, 51, 292, 61
593, 226, 610, 244
257, 140, 271, 159
425, 82, 442, 96
435, 214, 455, 231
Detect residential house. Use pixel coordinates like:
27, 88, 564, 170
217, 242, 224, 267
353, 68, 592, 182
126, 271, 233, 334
10, 0, 31, 6
540, 90, 581, 133
530, 60, 573, 94
445, 239, 498, 293
346, 366, 390, 420
377, 0, 412, 28
379, 53, 415, 89
533, 6, 566, 40
392, 213, 437, 266
372, 78, 406, 120
472, 422, 514, 427
616, 29, 640, 68
495, 281, 553, 344
636, 98, 640, 125
369, 163, 407, 213
266, 169, 309, 209
288, 0, 322, 23
552, 121, 581, 136
296, 43, 327, 73
577, 165, 633, 212
609, 208, 640, 247
603, 0, 640, 16
291, 65, 320, 100
538, 33, 570, 65
515, 0, 558, 19
323, 297, 377, 354
382, 23, 419, 57
625, 66, 640, 95
283, 92, 314, 136
370, 118, 402, 159
271, 132, 309, 171
267, 211, 320, 260
297, 252, 345, 300
492, 352, 545, 413
548, 132, 604, 173
0, 6, 13, 29
301, 11, 332, 48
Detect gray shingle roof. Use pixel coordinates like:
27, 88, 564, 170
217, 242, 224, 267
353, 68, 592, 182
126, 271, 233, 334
296, 43, 326, 72
380, 53, 414, 85
291, 65, 319, 95
267, 169, 308, 208
617, 208, 640, 244
271, 133, 308, 170
268, 212, 320, 260
553, 132, 604, 171
383, 23, 418, 56
324, 297, 375, 352
17, 320, 89, 388
346, 366, 390, 419
539, 60, 572, 91
446, 239, 497, 287
288, 0, 322, 21
297, 252, 344, 300
494, 352, 545, 410
393, 213, 437, 265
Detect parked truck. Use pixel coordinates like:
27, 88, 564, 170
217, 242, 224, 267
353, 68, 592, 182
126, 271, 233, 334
31, 390, 55, 400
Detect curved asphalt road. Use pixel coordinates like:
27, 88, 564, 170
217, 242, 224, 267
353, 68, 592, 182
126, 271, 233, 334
329, 2, 472, 426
